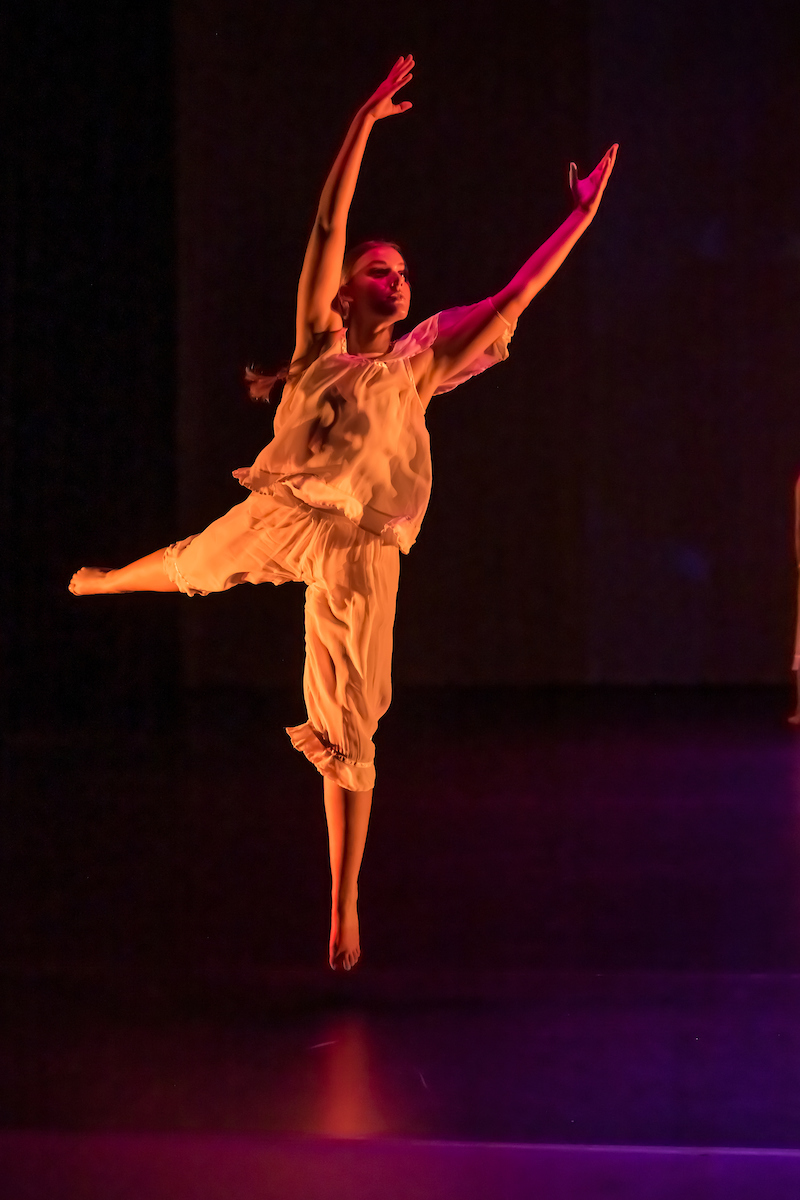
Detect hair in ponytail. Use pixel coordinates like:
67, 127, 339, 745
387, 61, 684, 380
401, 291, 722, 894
245, 363, 288, 404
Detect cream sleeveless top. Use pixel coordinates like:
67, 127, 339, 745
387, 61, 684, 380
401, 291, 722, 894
233, 304, 514, 554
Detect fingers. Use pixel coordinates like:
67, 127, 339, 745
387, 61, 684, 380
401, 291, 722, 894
596, 143, 618, 176
574, 143, 619, 182
387, 54, 414, 87
367, 54, 415, 120
388, 54, 414, 79
391, 70, 414, 92
568, 143, 618, 213
594, 145, 618, 195
385, 54, 414, 105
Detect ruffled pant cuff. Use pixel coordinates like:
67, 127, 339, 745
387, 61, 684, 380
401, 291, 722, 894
286, 723, 376, 791
163, 540, 209, 596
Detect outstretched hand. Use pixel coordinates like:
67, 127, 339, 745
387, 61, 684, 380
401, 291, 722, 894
362, 55, 414, 121
569, 144, 618, 216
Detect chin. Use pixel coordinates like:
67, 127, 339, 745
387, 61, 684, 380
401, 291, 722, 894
374, 303, 406, 321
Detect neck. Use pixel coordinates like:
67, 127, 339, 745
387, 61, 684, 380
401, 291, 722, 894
345, 316, 395, 357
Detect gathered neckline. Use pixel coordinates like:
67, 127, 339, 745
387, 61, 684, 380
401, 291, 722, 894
343, 332, 396, 360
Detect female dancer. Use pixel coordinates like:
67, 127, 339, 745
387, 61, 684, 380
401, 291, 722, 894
69, 56, 617, 970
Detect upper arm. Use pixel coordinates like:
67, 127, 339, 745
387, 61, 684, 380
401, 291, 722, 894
408, 347, 436, 408
412, 299, 513, 397
294, 221, 346, 360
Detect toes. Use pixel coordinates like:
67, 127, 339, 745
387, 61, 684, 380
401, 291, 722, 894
328, 937, 360, 972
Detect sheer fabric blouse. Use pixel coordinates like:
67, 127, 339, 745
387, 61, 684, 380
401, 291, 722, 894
233, 304, 515, 554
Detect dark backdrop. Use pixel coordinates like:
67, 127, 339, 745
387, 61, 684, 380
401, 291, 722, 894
176, 0, 800, 689
4, 0, 800, 737
3, 1, 177, 734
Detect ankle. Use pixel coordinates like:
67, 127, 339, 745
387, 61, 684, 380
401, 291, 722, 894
336, 887, 358, 914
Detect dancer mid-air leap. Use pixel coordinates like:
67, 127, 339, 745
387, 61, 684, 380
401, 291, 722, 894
70, 56, 617, 971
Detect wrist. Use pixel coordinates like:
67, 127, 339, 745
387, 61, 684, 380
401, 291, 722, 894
573, 196, 597, 218
355, 104, 377, 128
569, 204, 594, 230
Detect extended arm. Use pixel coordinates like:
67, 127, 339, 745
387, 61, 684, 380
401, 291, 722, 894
294, 56, 414, 360
412, 145, 618, 397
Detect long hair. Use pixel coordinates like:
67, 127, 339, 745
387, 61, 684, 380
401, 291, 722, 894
247, 239, 405, 404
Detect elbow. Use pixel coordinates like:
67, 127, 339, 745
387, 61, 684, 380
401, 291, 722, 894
314, 212, 345, 238
314, 214, 334, 237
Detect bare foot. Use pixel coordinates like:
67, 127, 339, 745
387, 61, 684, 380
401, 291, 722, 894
68, 567, 119, 595
329, 897, 361, 972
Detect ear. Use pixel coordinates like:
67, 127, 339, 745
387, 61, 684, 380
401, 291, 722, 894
333, 286, 351, 322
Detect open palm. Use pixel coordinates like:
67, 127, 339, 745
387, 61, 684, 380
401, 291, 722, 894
364, 55, 415, 121
569, 144, 618, 214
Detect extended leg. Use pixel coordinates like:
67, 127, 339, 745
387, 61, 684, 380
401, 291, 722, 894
323, 778, 373, 971
69, 549, 179, 594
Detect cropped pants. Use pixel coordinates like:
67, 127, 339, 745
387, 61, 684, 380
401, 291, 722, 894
164, 488, 400, 791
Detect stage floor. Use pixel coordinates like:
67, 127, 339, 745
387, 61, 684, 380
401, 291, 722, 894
2, 686, 800, 1196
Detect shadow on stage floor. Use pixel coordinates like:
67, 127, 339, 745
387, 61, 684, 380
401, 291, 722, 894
2, 686, 800, 1197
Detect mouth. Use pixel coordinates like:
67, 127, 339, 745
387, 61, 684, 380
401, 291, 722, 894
374, 291, 408, 316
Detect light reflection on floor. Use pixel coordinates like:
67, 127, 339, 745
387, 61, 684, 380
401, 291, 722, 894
311, 1015, 397, 1138
4, 686, 800, 1197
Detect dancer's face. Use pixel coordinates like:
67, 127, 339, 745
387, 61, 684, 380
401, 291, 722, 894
341, 246, 411, 324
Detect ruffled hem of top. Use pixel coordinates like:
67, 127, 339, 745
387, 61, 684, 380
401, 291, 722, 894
286, 722, 376, 791
231, 471, 416, 553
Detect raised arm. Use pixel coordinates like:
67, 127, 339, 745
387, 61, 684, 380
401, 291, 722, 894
412, 145, 618, 399
293, 56, 414, 361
